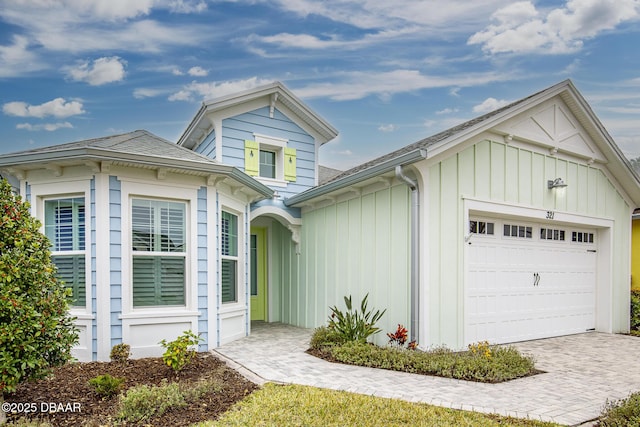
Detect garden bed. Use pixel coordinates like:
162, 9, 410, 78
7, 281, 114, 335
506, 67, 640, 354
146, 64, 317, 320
4, 353, 257, 426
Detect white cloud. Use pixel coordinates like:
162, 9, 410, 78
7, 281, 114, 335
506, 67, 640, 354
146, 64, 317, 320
16, 122, 73, 132
436, 108, 459, 115
468, 0, 640, 54
0, 35, 44, 77
172, 68, 184, 76
294, 69, 508, 101
378, 124, 396, 132
3, 98, 85, 118
169, 77, 274, 102
188, 66, 208, 76
133, 88, 166, 99
168, 0, 207, 14
65, 56, 126, 85
473, 97, 511, 113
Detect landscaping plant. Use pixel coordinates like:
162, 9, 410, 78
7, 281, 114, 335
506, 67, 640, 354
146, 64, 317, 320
159, 330, 202, 372
110, 343, 131, 363
88, 374, 125, 398
0, 178, 78, 422
327, 293, 386, 343
598, 391, 640, 426
630, 290, 640, 335
387, 324, 417, 350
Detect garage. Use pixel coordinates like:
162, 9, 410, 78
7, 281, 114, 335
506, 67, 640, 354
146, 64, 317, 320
465, 216, 597, 345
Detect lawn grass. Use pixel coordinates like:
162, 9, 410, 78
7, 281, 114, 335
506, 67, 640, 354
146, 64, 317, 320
198, 383, 561, 427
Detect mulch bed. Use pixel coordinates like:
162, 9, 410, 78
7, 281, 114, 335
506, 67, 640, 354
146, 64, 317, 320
4, 353, 257, 426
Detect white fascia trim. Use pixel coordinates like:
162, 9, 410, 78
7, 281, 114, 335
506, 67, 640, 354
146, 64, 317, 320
462, 196, 615, 230
250, 205, 302, 226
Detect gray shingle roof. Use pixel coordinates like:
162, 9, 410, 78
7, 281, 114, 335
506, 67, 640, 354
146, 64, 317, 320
7, 130, 220, 165
320, 87, 544, 186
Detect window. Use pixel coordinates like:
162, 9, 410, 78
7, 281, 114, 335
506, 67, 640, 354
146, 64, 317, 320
244, 137, 297, 182
45, 197, 86, 307
221, 211, 238, 303
572, 231, 594, 243
131, 199, 186, 307
469, 220, 494, 235
540, 228, 565, 241
259, 150, 276, 179
503, 224, 532, 238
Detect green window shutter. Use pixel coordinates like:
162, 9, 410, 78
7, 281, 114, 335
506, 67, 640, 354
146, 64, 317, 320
284, 147, 297, 182
221, 259, 237, 303
132, 256, 185, 307
244, 140, 259, 176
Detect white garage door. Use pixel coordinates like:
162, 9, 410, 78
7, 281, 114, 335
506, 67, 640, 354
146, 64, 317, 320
466, 217, 596, 345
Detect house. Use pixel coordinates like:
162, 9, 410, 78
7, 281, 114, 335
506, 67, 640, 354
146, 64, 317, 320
633, 208, 640, 291
1, 80, 639, 361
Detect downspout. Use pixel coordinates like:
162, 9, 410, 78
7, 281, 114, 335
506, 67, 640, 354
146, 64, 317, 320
395, 165, 420, 343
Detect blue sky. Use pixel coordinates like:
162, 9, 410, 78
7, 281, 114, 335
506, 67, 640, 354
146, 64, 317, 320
1, 0, 639, 170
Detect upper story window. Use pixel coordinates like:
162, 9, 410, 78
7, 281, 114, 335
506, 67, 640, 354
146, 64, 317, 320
259, 150, 276, 179
131, 198, 186, 307
44, 197, 86, 307
245, 135, 296, 183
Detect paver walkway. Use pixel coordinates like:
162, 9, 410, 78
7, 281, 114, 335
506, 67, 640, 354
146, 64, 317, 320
215, 323, 640, 426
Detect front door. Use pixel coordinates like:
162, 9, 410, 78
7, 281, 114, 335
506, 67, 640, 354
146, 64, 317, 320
250, 227, 267, 321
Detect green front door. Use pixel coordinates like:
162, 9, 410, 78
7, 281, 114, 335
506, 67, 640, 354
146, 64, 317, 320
250, 227, 267, 321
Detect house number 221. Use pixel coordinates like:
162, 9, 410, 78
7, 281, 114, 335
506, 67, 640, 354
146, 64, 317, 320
546, 211, 555, 219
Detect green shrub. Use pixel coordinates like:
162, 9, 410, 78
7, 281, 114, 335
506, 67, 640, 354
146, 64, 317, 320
327, 294, 386, 343
88, 374, 125, 398
117, 380, 186, 423
326, 341, 535, 383
0, 179, 78, 395
110, 343, 131, 363
309, 326, 346, 350
159, 330, 202, 372
631, 290, 640, 332
116, 378, 222, 423
599, 391, 640, 426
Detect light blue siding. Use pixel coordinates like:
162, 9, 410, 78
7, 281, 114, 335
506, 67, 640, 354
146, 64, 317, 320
195, 128, 216, 160
197, 186, 208, 351
221, 106, 317, 198
109, 176, 122, 347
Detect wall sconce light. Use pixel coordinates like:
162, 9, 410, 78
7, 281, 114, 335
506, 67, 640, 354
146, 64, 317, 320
547, 178, 568, 189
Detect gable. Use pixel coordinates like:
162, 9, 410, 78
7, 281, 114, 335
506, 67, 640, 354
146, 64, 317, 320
495, 97, 606, 163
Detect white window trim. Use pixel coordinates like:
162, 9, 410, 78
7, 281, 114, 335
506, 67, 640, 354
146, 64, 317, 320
120, 180, 198, 318
254, 133, 288, 187
31, 180, 92, 317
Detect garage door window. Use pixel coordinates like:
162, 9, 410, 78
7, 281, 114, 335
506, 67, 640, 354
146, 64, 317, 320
541, 228, 565, 241
572, 231, 594, 243
470, 220, 494, 235
503, 224, 532, 238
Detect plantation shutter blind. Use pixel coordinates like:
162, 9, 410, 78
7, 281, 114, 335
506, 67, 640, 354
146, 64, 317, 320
221, 211, 238, 303
45, 198, 86, 307
131, 199, 186, 307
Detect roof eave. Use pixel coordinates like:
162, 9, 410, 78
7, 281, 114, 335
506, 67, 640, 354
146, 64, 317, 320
285, 148, 427, 207
0, 147, 274, 198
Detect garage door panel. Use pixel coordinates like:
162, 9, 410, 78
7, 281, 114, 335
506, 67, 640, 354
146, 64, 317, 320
466, 217, 596, 345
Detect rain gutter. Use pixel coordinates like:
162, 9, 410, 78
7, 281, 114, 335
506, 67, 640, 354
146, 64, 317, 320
395, 165, 420, 343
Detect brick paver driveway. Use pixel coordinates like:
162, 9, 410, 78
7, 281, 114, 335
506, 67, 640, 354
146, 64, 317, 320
216, 323, 640, 426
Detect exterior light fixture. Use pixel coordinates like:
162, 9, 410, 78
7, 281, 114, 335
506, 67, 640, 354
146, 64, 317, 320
547, 178, 568, 189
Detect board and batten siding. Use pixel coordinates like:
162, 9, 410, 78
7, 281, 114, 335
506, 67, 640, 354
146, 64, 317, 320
220, 107, 317, 197
422, 139, 631, 348
286, 184, 411, 346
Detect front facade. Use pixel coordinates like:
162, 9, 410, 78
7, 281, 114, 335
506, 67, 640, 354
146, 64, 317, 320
1, 80, 639, 361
